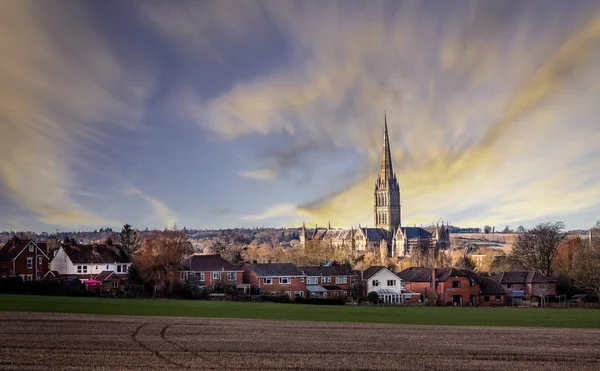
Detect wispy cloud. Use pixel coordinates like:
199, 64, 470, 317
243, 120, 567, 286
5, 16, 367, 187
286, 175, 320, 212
239, 169, 277, 180
0, 2, 152, 228
125, 187, 178, 228
240, 203, 302, 222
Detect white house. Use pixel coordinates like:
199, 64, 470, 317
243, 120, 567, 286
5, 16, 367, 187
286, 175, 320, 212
362, 266, 406, 304
50, 244, 131, 281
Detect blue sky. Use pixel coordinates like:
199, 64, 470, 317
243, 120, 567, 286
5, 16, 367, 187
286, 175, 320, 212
1, 0, 600, 232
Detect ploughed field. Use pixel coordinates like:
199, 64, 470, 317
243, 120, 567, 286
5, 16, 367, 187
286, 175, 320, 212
1, 312, 599, 370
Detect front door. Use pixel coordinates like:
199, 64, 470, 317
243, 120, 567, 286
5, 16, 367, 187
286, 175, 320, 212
452, 295, 463, 306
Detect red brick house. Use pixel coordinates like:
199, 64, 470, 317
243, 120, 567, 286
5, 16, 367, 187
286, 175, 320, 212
397, 267, 507, 306
300, 265, 353, 297
0, 238, 50, 280
242, 263, 306, 298
180, 254, 249, 293
491, 271, 557, 304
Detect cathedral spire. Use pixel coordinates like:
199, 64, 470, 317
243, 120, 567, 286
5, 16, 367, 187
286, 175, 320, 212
380, 114, 394, 180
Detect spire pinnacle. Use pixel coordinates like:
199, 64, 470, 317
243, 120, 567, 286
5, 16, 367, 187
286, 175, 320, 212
380, 114, 394, 180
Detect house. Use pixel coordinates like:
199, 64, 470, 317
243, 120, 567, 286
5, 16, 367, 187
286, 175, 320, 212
491, 271, 557, 304
0, 238, 50, 280
180, 254, 249, 293
242, 263, 306, 298
362, 266, 406, 304
397, 267, 507, 306
300, 264, 353, 297
50, 243, 131, 281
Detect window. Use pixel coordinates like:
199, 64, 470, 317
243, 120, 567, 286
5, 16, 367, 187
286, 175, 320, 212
484, 296, 490, 302
262, 277, 272, 285
198, 273, 205, 281
495, 296, 501, 302
280, 277, 291, 284
452, 281, 461, 288
294, 291, 304, 297
38, 256, 43, 265
27, 258, 33, 269
106, 265, 109, 270
336, 276, 347, 284
227, 272, 236, 280
372, 280, 379, 287
322, 277, 331, 283
387, 279, 396, 286
29, 245, 34, 252
117, 265, 122, 273
307, 277, 318, 285
300, 277, 304, 282
507, 283, 513, 289
26, 274, 33, 281
212, 272, 219, 280
77, 265, 88, 274
123, 265, 128, 273
285, 291, 292, 298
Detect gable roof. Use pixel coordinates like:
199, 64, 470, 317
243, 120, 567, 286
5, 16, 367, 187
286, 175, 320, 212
62, 244, 129, 264
479, 277, 507, 295
0, 239, 48, 260
397, 267, 470, 282
244, 263, 304, 276
182, 254, 241, 272
300, 266, 352, 276
362, 266, 387, 280
94, 271, 120, 281
492, 271, 557, 284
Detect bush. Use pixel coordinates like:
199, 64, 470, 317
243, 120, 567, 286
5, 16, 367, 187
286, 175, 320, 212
366, 291, 379, 305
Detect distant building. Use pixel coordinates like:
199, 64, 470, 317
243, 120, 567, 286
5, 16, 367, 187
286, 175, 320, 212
0, 238, 50, 280
241, 262, 306, 298
300, 116, 450, 257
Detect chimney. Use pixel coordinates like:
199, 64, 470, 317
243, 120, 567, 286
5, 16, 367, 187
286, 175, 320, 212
92, 244, 98, 254
431, 267, 436, 289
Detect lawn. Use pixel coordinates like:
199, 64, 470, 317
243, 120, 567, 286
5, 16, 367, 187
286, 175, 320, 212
1, 294, 598, 328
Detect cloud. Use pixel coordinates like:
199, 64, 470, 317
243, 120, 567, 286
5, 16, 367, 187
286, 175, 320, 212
0, 2, 153, 228
239, 169, 277, 180
125, 187, 178, 228
176, 1, 600, 228
240, 204, 303, 222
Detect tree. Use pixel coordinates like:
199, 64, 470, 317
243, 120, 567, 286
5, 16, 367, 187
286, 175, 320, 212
517, 226, 526, 234
120, 224, 141, 256
366, 291, 379, 305
454, 255, 476, 271
209, 231, 250, 264
511, 221, 566, 276
572, 222, 600, 298
483, 225, 492, 234
502, 226, 510, 234
133, 229, 193, 294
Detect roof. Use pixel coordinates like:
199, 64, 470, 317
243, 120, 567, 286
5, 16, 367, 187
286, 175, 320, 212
322, 285, 344, 291
244, 263, 304, 277
364, 228, 387, 241
43, 270, 60, 279
307, 285, 328, 293
479, 277, 507, 295
400, 227, 433, 239
0, 239, 39, 260
397, 267, 475, 283
300, 266, 352, 276
62, 244, 129, 264
362, 266, 386, 280
492, 271, 557, 284
182, 254, 240, 272
94, 271, 120, 281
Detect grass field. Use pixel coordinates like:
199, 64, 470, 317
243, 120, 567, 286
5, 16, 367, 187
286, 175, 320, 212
1, 294, 599, 328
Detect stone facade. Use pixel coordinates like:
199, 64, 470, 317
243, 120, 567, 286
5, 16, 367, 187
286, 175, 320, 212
300, 116, 450, 257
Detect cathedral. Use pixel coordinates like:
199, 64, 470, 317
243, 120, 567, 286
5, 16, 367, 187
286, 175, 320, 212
300, 116, 450, 257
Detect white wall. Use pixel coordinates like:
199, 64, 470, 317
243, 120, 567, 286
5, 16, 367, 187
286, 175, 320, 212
50, 247, 131, 276
366, 268, 404, 295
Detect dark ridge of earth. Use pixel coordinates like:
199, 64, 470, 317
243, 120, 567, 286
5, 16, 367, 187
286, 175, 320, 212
0, 312, 599, 370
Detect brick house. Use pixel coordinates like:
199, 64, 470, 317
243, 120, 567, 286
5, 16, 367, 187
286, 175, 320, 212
242, 263, 306, 298
300, 264, 353, 297
397, 267, 507, 306
180, 254, 249, 293
0, 238, 50, 280
491, 271, 557, 304
50, 243, 131, 282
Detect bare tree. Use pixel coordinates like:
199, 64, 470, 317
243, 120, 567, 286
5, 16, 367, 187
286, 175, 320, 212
209, 230, 250, 263
573, 222, 600, 297
511, 221, 566, 276
454, 254, 476, 271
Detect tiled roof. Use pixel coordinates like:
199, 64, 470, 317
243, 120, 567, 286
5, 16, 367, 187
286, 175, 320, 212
300, 266, 352, 276
400, 227, 433, 239
364, 228, 387, 241
397, 267, 470, 282
182, 254, 241, 272
94, 271, 120, 281
362, 266, 386, 280
0, 239, 35, 259
492, 271, 557, 284
62, 244, 129, 264
479, 277, 507, 295
322, 285, 345, 291
244, 263, 304, 277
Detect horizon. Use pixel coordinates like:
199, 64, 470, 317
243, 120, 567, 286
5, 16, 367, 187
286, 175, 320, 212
2, 1, 600, 233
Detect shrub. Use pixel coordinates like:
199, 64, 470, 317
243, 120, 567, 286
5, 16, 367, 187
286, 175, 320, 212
367, 291, 379, 305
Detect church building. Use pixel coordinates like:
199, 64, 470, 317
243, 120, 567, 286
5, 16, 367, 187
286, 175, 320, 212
300, 116, 450, 257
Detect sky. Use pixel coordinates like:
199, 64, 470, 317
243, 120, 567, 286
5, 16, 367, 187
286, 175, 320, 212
1, 0, 600, 233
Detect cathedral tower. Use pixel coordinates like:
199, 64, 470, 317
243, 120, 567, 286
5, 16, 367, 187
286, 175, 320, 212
374, 115, 401, 232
